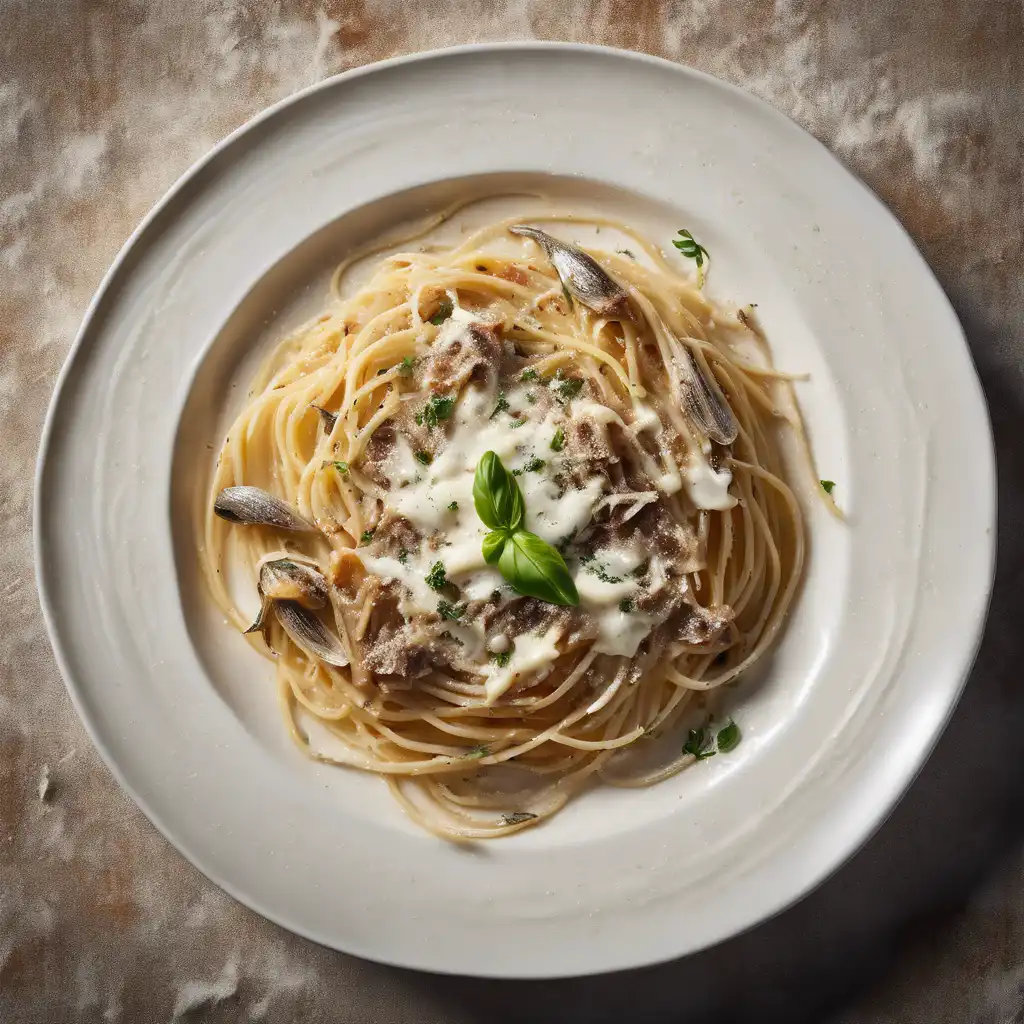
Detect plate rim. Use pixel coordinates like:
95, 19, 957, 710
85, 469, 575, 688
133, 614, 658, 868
34, 41, 997, 977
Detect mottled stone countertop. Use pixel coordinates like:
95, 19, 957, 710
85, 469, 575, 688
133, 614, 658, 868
2, 2, 1022, 1021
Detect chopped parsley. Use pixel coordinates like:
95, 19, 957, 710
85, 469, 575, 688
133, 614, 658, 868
579, 554, 622, 584
716, 719, 742, 753
421, 393, 456, 428
490, 647, 513, 668
490, 391, 510, 418
523, 457, 546, 473
631, 559, 650, 579
425, 561, 448, 591
398, 356, 416, 377
672, 229, 711, 286
550, 371, 583, 404
359, 529, 375, 544
332, 460, 349, 475
398, 547, 410, 565
414, 450, 432, 466
437, 600, 467, 621
429, 298, 453, 326
520, 368, 540, 382
820, 479, 836, 495
447, 501, 459, 511
463, 744, 490, 760
550, 427, 565, 452
683, 726, 716, 761
525, 392, 536, 404
619, 598, 635, 613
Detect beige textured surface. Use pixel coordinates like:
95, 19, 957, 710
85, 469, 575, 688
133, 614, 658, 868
2, 2, 1023, 1021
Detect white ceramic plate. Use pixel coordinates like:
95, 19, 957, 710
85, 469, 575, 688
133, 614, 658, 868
35, 44, 995, 977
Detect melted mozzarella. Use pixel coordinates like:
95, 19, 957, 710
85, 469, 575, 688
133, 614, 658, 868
683, 448, 737, 511
356, 350, 732, 686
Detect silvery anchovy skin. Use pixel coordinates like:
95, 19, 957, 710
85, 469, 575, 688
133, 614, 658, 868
510, 225, 629, 316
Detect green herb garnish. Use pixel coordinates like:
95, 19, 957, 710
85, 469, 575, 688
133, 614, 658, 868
421, 394, 455, 428
550, 427, 565, 452
360, 529, 375, 543
398, 356, 416, 377
447, 501, 459, 511
429, 298, 453, 326
425, 561, 448, 591
672, 229, 710, 286
472, 451, 579, 607
463, 745, 490, 760
437, 600, 467, 621
523, 457, 545, 473
820, 479, 835, 495
683, 726, 716, 761
550, 372, 583, 404
520, 368, 540, 382
631, 559, 650, 579
716, 719, 742, 753
490, 391, 510, 418
617, 248, 636, 259
619, 598, 635, 613
398, 548, 410, 565
579, 554, 622, 585
332, 460, 349, 475
415, 450, 432, 466
490, 648, 513, 668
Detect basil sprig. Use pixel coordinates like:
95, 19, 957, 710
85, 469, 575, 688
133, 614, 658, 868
473, 451, 525, 532
472, 452, 579, 607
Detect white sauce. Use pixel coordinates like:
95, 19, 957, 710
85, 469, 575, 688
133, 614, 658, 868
484, 625, 562, 704
683, 447, 737, 511
354, 317, 737, 689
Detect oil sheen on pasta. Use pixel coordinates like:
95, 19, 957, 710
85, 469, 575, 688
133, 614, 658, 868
200, 210, 807, 839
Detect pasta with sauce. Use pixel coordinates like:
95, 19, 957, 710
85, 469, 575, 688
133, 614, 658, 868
201, 211, 809, 839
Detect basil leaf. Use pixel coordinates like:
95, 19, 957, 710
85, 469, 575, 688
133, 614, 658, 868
498, 530, 579, 606
716, 719, 742, 753
473, 451, 524, 531
483, 529, 509, 565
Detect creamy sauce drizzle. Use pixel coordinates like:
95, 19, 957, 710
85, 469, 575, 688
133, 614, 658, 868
354, 316, 736, 698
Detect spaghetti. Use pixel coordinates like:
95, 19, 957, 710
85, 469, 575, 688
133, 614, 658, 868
201, 212, 808, 839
